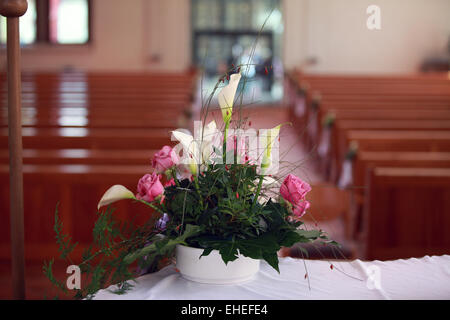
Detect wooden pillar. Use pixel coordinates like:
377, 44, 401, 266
0, 0, 28, 300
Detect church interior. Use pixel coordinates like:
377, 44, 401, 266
0, 0, 449, 299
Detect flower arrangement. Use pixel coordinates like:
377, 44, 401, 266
44, 70, 332, 299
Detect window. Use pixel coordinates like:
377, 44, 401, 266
0, 0, 37, 45
49, 0, 89, 44
0, 0, 91, 45
192, 0, 283, 103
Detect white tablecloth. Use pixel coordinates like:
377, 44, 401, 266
94, 255, 450, 300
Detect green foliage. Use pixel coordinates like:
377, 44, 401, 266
160, 163, 327, 273
53, 204, 77, 260
123, 224, 202, 265
43, 206, 165, 299
44, 160, 330, 299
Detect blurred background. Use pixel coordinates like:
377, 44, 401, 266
0, 0, 449, 298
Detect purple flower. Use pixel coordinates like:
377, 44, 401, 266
155, 213, 169, 230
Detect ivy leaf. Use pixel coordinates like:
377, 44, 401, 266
200, 247, 214, 258
262, 251, 280, 273
279, 230, 302, 248
123, 224, 202, 264
296, 229, 322, 241
219, 242, 239, 264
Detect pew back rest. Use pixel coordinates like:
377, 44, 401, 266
303, 183, 350, 222
363, 167, 450, 260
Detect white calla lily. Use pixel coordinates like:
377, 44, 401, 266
172, 120, 221, 174
97, 185, 135, 210
218, 73, 241, 125
261, 123, 289, 173
172, 129, 197, 161
198, 120, 222, 163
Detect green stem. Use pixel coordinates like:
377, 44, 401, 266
251, 175, 264, 211
136, 200, 165, 214
193, 176, 204, 211
223, 121, 230, 165
171, 168, 181, 187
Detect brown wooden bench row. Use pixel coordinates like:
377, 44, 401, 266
286, 72, 450, 260
0, 164, 160, 260
299, 82, 450, 94
329, 120, 450, 178
0, 72, 197, 81
1, 84, 196, 91
1, 92, 193, 101
0, 149, 158, 165
346, 151, 450, 243
0, 127, 173, 150
363, 167, 450, 260
1, 101, 193, 110
0, 113, 186, 128
10, 106, 188, 115
345, 130, 450, 153
289, 81, 450, 145
287, 72, 450, 178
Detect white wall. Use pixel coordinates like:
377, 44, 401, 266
294, 0, 450, 74
282, 0, 309, 69
1, 0, 449, 74
0, 0, 192, 72
145, 0, 191, 72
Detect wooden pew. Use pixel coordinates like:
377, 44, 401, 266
0, 72, 198, 108
363, 167, 450, 260
0, 112, 186, 128
0, 164, 161, 261
346, 130, 450, 153
324, 109, 450, 121
1, 92, 193, 102
287, 72, 450, 148
330, 120, 450, 179
348, 151, 450, 240
297, 74, 450, 93
332, 131, 450, 242
331, 130, 450, 182
0, 127, 173, 150
353, 151, 450, 189
0, 149, 158, 165
317, 110, 450, 166
0, 71, 198, 265
287, 72, 450, 261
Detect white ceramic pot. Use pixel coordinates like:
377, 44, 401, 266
175, 244, 260, 284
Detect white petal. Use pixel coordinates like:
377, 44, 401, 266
97, 185, 135, 210
203, 120, 217, 142
261, 123, 289, 173
172, 129, 200, 164
200, 121, 221, 163
218, 73, 241, 123
172, 130, 194, 151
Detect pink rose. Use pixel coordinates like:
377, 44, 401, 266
152, 146, 179, 173
292, 200, 310, 218
280, 174, 311, 204
136, 173, 164, 202
280, 174, 311, 215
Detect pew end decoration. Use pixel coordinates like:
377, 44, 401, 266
44, 69, 334, 299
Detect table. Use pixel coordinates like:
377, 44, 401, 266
93, 255, 450, 300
